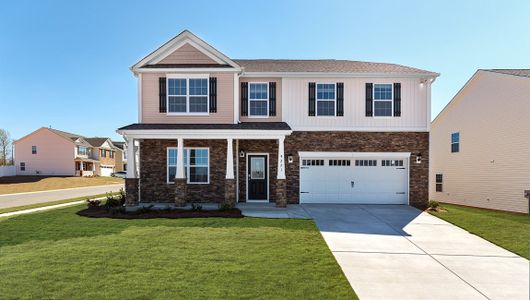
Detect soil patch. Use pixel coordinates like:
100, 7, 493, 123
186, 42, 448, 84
77, 206, 243, 219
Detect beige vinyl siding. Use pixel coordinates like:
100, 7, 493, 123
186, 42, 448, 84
240, 77, 282, 122
281, 77, 429, 131
158, 43, 217, 65
140, 72, 235, 124
430, 70, 530, 213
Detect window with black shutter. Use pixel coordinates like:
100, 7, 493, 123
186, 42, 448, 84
365, 83, 373, 116
308, 82, 316, 116
209, 77, 217, 113
240, 82, 248, 116
159, 77, 167, 113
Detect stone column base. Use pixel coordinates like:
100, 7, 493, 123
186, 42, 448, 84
125, 178, 139, 206
276, 179, 287, 208
223, 179, 236, 208
174, 178, 187, 207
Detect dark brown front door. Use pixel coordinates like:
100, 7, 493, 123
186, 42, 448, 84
248, 155, 268, 200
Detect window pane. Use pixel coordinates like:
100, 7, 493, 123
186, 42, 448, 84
451, 132, 460, 143
168, 79, 186, 96
249, 100, 268, 116
168, 149, 177, 166
189, 79, 208, 96
189, 166, 208, 183
189, 96, 208, 113
374, 84, 392, 100
168, 166, 176, 182
168, 96, 187, 112
451, 143, 459, 153
374, 100, 392, 116
317, 100, 335, 116
189, 149, 208, 166
317, 84, 335, 100
249, 83, 268, 100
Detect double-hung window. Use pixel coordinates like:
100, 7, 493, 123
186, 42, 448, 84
31, 146, 37, 154
167, 76, 209, 114
435, 174, 443, 192
249, 83, 268, 117
373, 84, 393, 116
451, 132, 460, 153
316, 83, 336, 116
167, 148, 209, 184
78, 146, 88, 156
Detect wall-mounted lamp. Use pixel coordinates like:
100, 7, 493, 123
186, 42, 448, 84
239, 149, 245, 158
415, 152, 422, 164
419, 79, 428, 85
287, 154, 294, 163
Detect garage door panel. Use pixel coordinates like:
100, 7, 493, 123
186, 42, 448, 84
300, 156, 408, 204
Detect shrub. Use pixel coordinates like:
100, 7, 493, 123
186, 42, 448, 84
428, 200, 440, 209
86, 198, 101, 208
218, 203, 233, 211
103, 190, 126, 210
190, 203, 203, 211
109, 206, 126, 215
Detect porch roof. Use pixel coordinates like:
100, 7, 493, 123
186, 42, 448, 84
117, 122, 292, 140
118, 122, 291, 131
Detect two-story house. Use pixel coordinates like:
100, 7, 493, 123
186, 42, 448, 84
14, 127, 126, 177
118, 30, 438, 208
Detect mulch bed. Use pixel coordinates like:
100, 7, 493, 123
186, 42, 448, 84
77, 206, 243, 219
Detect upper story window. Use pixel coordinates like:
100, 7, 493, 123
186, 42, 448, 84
316, 83, 336, 116
31, 146, 37, 155
78, 146, 88, 156
373, 84, 393, 116
101, 149, 106, 157
167, 76, 208, 114
248, 83, 268, 117
451, 132, 460, 153
110, 150, 115, 159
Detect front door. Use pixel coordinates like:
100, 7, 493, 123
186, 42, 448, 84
248, 155, 268, 200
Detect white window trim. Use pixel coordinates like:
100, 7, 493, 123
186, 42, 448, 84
248, 82, 269, 118
316, 83, 337, 117
373, 83, 394, 118
166, 74, 209, 116
167, 147, 210, 184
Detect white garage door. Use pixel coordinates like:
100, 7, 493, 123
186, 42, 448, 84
100, 166, 114, 177
300, 155, 408, 204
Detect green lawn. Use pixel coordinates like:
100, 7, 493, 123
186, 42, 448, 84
0, 193, 119, 214
430, 203, 530, 259
0, 205, 356, 299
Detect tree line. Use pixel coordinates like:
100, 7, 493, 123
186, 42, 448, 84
0, 128, 13, 166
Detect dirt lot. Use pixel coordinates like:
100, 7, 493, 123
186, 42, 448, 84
0, 176, 124, 195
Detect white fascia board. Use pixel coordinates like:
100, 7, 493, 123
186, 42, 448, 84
137, 68, 240, 73
298, 151, 411, 158
117, 129, 293, 140
241, 72, 439, 79
290, 126, 429, 132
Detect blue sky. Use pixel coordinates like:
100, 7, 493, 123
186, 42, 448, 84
1, 0, 529, 140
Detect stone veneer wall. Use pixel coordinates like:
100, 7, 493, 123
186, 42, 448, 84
283, 131, 429, 208
138, 132, 429, 208
139, 139, 236, 203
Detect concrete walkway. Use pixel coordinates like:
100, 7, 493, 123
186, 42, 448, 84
302, 204, 529, 300
0, 184, 124, 210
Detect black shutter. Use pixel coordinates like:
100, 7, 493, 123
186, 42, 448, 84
336, 82, 344, 116
393, 83, 401, 117
209, 77, 217, 113
365, 83, 373, 117
308, 82, 316, 116
159, 77, 167, 113
269, 82, 276, 116
240, 82, 248, 116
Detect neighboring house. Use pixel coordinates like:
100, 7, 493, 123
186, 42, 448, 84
118, 30, 438, 208
14, 128, 126, 177
113, 141, 127, 172
430, 69, 530, 214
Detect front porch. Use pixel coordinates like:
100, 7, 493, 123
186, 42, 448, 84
75, 159, 97, 177
118, 123, 292, 209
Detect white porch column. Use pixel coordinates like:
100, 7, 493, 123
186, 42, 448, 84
277, 137, 286, 179
225, 138, 234, 179
80, 161, 84, 171
126, 137, 136, 178
176, 137, 185, 179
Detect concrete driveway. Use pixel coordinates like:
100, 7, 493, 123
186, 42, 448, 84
0, 184, 124, 210
303, 204, 529, 300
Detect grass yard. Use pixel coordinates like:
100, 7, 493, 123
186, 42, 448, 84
0, 193, 120, 214
0, 205, 357, 300
0, 176, 123, 195
430, 203, 530, 259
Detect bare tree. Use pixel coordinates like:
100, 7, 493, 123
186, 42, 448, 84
0, 129, 11, 166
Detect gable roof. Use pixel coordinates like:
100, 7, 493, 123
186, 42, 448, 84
113, 141, 126, 150
131, 30, 241, 73
482, 69, 530, 78
235, 59, 438, 76
48, 128, 83, 141
84, 137, 110, 147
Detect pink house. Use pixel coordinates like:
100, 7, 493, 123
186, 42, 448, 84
14, 127, 125, 177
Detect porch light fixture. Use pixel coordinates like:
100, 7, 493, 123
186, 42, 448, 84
287, 154, 293, 163
415, 153, 422, 164
239, 149, 245, 158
